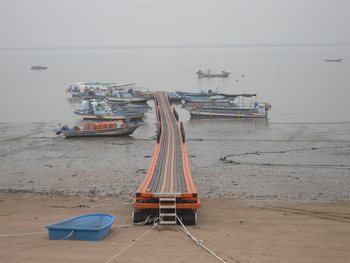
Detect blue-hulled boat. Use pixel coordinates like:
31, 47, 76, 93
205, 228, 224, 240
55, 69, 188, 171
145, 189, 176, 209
46, 213, 115, 241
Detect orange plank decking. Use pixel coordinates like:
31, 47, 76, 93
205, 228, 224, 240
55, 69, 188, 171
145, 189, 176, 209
132, 92, 200, 218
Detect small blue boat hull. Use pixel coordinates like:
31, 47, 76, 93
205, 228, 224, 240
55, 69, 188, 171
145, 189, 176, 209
46, 213, 115, 241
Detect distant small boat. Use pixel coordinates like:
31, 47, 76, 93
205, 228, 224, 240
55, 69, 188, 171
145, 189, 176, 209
31, 66, 47, 70
325, 54, 342, 62
197, 69, 230, 77
53, 121, 142, 137
46, 213, 115, 241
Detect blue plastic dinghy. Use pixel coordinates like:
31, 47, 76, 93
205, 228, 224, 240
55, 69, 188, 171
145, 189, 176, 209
46, 213, 115, 241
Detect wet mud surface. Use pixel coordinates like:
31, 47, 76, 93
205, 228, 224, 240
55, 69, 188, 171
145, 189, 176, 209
1, 121, 349, 206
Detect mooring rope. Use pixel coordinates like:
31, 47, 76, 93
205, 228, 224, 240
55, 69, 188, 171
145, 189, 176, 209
62, 230, 74, 240
0, 231, 47, 237
105, 224, 158, 263
108, 212, 133, 238
176, 215, 226, 263
105, 213, 227, 263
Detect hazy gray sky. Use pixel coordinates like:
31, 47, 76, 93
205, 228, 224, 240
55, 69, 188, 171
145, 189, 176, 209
1, 0, 349, 48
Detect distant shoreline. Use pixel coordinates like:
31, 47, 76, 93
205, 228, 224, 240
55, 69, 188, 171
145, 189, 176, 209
1, 42, 350, 51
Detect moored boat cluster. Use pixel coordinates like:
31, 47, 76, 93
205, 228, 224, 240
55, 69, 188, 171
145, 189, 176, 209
57, 74, 272, 137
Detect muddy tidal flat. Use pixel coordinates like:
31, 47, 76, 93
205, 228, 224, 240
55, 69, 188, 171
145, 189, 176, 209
1, 121, 349, 206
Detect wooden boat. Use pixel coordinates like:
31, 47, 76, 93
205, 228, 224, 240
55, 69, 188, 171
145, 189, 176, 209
196, 69, 230, 77
46, 213, 115, 241
53, 121, 142, 137
187, 94, 271, 118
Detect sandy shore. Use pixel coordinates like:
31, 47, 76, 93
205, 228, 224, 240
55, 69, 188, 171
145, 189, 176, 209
0, 193, 349, 263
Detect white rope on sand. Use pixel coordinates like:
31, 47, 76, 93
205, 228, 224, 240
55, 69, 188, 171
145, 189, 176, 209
105, 214, 226, 263
176, 215, 226, 263
105, 224, 158, 263
110, 225, 132, 229
0, 231, 47, 237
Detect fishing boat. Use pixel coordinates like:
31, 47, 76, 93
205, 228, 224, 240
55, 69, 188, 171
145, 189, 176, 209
196, 69, 230, 77
46, 213, 115, 241
53, 121, 142, 137
31, 66, 47, 70
325, 54, 342, 62
74, 99, 147, 120
66, 81, 116, 98
187, 94, 271, 118
182, 94, 231, 103
177, 89, 222, 97
108, 88, 149, 103
179, 89, 230, 103
167, 92, 182, 101
65, 82, 149, 100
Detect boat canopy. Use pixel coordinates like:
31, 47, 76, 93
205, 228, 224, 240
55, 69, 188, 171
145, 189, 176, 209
89, 82, 116, 86
221, 93, 257, 98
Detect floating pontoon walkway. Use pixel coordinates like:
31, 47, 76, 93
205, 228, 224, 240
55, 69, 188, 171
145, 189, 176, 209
132, 92, 200, 225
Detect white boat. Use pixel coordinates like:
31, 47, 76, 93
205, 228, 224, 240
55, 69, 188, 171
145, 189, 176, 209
179, 89, 230, 102
196, 69, 230, 77
325, 58, 342, 62
107, 88, 149, 103
53, 121, 142, 137
74, 99, 147, 120
182, 95, 231, 103
66, 81, 116, 98
167, 92, 182, 100
187, 94, 271, 118
325, 54, 342, 62
65, 82, 148, 100
31, 66, 47, 70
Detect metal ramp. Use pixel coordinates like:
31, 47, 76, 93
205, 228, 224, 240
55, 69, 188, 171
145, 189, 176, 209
132, 92, 201, 225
